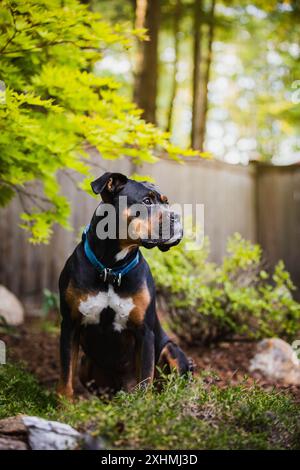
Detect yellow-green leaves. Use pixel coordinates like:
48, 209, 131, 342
0, 0, 205, 243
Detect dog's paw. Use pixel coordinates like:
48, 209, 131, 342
56, 382, 75, 402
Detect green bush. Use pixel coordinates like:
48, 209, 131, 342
143, 233, 300, 345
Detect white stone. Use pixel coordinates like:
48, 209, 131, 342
22, 416, 80, 450
249, 338, 300, 385
0, 416, 104, 450
0, 285, 24, 326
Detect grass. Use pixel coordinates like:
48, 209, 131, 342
0, 363, 57, 419
1, 363, 300, 450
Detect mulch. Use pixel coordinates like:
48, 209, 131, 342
3, 318, 61, 389
2, 315, 300, 402
188, 342, 300, 401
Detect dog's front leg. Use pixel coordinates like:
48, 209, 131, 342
57, 314, 80, 399
135, 326, 155, 388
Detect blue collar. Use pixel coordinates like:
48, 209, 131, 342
82, 225, 140, 286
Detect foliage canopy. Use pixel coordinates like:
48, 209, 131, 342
0, 0, 197, 243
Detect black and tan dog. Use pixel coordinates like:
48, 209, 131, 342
58, 172, 193, 398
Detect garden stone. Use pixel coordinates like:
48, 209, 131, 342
0, 415, 28, 450
0, 415, 27, 434
0, 415, 105, 450
0, 285, 24, 325
249, 338, 300, 385
22, 416, 106, 450
23, 416, 81, 450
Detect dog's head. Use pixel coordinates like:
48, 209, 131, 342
91, 172, 182, 251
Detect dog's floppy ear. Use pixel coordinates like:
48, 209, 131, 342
91, 172, 128, 201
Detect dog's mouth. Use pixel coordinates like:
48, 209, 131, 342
126, 206, 183, 251
141, 227, 183, 252
157, 236, 182, 252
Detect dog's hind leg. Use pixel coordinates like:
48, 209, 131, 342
155, 341, 195, 378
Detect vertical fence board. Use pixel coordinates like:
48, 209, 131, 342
257, 165, 300, 294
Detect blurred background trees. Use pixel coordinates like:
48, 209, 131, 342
96, 0, 300, 161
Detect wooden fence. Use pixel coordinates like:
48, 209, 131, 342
257, 164, 300, 295
0, 151, 299, 304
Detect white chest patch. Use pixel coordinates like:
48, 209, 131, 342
79, 285, 135, 332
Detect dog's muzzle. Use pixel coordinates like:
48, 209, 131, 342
141, 211, 183, 251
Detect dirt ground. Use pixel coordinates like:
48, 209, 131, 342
3, 315, 300, 402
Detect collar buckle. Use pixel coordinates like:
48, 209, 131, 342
101, 268, 122, 286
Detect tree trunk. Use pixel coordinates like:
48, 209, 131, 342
166, 0, 182, 134
133, 0, 146, 29
191, 0, 203, 149
133, 0, 161, 124
197, 0, 216, 151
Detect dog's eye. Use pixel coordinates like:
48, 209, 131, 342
143, 197, 153, 206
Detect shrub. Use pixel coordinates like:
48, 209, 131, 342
143, 233, 300, 345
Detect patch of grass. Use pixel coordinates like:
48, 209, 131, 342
1, 363, 300, 449
0, 363, 57, 419
54, 375, 300, 450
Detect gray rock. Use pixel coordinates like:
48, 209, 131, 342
249, 338, 300, 385
0, 415, 105, 450
0, 285, 24, 326
23, 416, 81, 450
